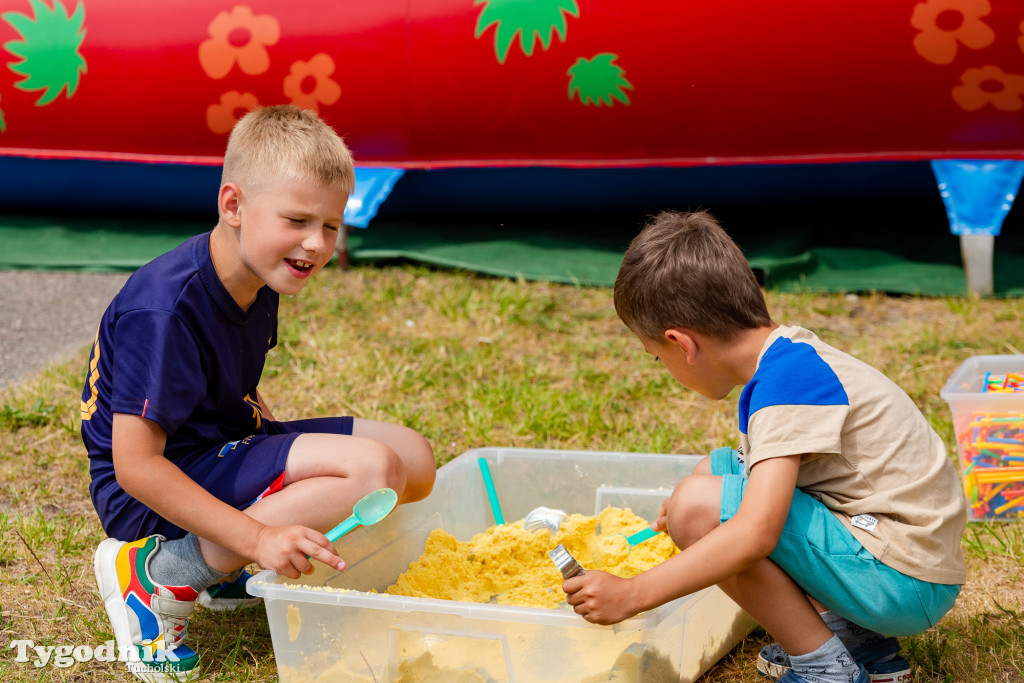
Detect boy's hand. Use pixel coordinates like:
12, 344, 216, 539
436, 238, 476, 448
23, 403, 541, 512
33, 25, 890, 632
253, 525, 346, 579
652, 497, 669, 533
563, 570, 641, 625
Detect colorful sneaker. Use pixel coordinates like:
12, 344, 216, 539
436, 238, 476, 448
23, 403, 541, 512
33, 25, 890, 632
94, 536, 201, 682
758, 637, 911, 682
197, 570, 261, 611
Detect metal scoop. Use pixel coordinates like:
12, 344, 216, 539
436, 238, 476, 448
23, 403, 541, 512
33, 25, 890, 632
325, 487, 399, 543
524, 506, 567, 534
548, 543, 584, 580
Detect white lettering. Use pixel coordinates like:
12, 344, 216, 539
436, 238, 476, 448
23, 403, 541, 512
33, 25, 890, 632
7, 637, 185, 668
93, 640, 116, 662
8, 639, 33, 662
32, 644, 53, 668
53, 645, 75, 668
120, 643, 138, 662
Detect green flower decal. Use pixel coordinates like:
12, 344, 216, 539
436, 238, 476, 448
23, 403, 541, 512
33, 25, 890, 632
3, 0, 87, 106
474, 0, 579, 64
567, 53, 633, 107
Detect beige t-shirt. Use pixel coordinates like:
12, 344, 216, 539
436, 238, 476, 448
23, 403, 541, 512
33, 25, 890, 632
738, 325, 966, 585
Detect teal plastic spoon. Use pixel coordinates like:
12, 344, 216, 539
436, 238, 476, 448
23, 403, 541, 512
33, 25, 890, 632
592, 526, 662, 566
624, 526, 660, 546
325, 487, 399, 543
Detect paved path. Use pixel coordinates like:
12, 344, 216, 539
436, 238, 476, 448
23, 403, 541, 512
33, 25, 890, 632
0, 271, 130, 391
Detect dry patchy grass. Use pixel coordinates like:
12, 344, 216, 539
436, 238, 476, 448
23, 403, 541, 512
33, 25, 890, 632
1, 264, 1022, 681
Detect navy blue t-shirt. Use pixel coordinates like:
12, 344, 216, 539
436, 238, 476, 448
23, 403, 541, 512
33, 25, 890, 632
81, 232, 278, 511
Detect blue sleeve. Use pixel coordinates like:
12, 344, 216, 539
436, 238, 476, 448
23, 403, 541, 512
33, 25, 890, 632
739, 338, 848, 434
109, 310, 206, 437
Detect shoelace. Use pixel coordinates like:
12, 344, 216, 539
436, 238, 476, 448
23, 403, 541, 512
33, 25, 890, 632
163, 613, 190, 649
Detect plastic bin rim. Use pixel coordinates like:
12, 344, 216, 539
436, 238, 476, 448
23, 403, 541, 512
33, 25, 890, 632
245, 568, 697, 632
459, 446, 704, 464
940, 354, 1024, 400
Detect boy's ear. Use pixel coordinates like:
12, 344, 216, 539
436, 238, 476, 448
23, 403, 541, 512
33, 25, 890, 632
664, 328, 699, 364
218, 183, 243, 228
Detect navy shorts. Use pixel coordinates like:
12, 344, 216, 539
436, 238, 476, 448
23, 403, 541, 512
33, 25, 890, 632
94, 416, 353, 542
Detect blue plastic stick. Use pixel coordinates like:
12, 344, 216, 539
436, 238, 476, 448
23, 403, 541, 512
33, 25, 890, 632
478, 457, 505, 525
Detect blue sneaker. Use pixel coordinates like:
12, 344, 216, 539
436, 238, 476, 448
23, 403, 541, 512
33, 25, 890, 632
197, 570, 261, 611
758, 637, 911, 682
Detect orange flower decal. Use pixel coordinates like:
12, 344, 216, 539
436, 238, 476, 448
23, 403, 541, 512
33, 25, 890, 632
911, 0, 994, 65
199, 6, 280, 80
207, 91, 260, 134
952, 65, 1024, 111
283, 53, 341, 113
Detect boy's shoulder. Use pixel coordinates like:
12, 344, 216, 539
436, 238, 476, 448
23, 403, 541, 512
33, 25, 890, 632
760, 326, 867, 375
745, 326, 851, 413
113, 233, 207, 315
753, 325, 897, 403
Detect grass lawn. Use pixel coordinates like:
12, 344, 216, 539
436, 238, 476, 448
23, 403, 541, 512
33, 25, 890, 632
1, 263, 1022, 681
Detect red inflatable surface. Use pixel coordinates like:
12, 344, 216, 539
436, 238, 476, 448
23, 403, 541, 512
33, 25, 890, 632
1, 0, 1023, 167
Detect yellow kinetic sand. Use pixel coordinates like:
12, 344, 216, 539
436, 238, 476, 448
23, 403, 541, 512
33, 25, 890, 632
385, 506, 677, 608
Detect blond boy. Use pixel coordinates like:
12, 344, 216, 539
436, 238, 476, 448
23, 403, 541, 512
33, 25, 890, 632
83, 106, 436, 681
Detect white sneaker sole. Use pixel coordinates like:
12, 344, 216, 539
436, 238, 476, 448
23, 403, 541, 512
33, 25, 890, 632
757, 652, 912, 682
94, 539, 134, 661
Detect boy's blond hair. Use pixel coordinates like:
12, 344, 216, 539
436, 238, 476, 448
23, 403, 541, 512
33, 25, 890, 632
222, 105, 355, 197
614, 211, 771, 340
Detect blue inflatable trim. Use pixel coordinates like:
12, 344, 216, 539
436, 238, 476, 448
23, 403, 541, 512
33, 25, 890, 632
931, 160, 1024, 236
345, 167, 405, 228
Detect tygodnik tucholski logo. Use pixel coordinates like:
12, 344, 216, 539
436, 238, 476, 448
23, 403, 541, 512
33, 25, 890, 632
9, 638, 184, 671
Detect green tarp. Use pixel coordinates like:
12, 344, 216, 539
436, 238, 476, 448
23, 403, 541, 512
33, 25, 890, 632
2, 198, 1023, 295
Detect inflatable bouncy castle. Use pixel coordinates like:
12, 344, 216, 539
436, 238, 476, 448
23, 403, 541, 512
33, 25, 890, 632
1, 0, 1023, 290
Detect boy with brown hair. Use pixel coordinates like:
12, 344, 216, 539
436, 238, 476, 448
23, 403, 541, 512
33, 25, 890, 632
563, 211, 965, 683
83, 105, 436, 681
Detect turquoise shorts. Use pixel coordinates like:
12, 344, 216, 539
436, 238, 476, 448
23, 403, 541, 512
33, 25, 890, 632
711, 447, 960, 636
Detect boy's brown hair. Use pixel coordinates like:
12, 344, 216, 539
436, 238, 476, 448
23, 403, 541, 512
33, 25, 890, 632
614, 211, 771, 340
222, 105, 355, 197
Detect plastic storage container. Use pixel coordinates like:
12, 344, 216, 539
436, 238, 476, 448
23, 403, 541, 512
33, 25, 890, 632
940, 355, 1024, 521
248, 447, 756, 682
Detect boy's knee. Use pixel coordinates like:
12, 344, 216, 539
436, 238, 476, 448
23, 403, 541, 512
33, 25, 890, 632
399, 432, 435, 502
665, 475, 721, 549
361, 434, 435, 503
350, 440, 407, 493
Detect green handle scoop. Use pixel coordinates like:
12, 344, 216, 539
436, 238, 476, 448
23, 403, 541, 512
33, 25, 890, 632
624, 526, 659, 546
592, 526, 662, 567
325, 487, 398, 543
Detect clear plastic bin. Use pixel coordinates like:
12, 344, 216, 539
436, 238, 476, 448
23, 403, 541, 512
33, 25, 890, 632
940, 356, 1024, 521
248, 447, 756, 682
